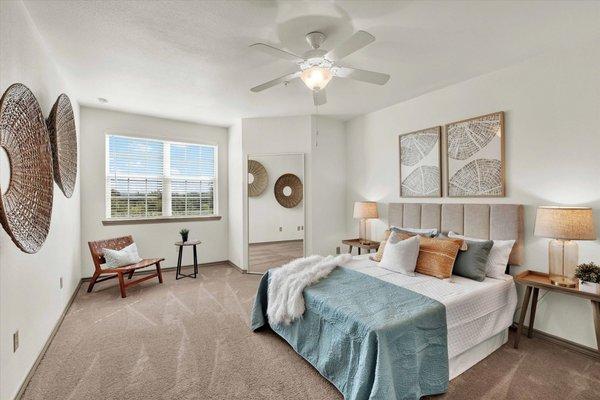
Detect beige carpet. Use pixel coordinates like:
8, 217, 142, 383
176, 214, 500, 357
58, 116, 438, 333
22, 264, 600, 400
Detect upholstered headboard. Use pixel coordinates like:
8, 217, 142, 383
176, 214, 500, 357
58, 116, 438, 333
388, 203, 524, 266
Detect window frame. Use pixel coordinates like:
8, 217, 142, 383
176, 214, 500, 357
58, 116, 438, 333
103, 132, 219, 223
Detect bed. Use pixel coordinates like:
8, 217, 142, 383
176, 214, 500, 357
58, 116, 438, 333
252, 202, 524, 399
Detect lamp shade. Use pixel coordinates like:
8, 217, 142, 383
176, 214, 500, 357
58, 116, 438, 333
534, 206, 596, 240
353, 201, 378, 220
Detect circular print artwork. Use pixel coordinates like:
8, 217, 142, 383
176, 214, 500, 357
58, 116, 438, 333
248, 159, 268, 197
47, 93, 77, 198
274, 173, 303, 208
0, 83, 54, 253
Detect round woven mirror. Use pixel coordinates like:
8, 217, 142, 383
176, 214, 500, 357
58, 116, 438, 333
47, 93, 77, 198
0, 83, 54, 253
274, 173, 303, 208
248, 160, 268, 197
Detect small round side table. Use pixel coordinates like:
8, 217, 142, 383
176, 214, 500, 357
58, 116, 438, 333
174, 240, 201, 279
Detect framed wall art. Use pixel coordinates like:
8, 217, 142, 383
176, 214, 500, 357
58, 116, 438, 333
398, 126, 442, 197
445, 111, 505, 197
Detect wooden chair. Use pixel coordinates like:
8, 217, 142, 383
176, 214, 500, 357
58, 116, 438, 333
87, 235, 164, 298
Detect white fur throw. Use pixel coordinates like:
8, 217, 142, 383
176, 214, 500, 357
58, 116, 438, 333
267, 254, 352, 326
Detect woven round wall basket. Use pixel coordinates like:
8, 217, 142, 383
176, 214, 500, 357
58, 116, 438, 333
248, 159, 268, 197
274, 173, 303, 208
47, 93, 77, 198
0, 83, 54, 253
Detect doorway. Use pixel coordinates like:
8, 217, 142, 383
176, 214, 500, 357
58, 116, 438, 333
247, 153, 305, 274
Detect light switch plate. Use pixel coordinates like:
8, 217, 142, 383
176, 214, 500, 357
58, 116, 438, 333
13, 331, 19, 352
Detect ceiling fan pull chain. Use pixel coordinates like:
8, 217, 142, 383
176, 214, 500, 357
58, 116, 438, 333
315, 102, 319, 148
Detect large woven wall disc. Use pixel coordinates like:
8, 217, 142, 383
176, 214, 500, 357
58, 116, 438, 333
248, 159, 268, 197
274, 173, 303, 208
47, 93, 77, 198
0, 83, 54, 253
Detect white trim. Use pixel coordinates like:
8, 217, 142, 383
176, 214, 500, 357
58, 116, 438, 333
105, 133, 218, 219
245, 152, 306, 275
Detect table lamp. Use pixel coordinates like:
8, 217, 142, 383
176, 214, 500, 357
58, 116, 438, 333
353, 201, 378, 244
534, 206, 596, 287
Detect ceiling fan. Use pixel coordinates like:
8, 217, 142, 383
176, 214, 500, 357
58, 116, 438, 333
249, 30, 390, 106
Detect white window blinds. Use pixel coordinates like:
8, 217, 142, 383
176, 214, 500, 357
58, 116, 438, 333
106, 135, 217, 219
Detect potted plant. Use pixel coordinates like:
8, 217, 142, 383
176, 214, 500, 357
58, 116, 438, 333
574, 262, 600, 294
179, 228, 189, 243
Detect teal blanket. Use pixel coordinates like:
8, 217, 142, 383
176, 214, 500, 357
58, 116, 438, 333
251, 267, 448, 400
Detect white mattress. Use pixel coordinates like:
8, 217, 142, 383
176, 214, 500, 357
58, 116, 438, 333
344, 255, 518, 359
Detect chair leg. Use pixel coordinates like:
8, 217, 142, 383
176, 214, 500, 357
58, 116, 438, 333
156, 262, 163, 283
87, 271, 100, 293
117, 272, 127, 298
128, 270, 135, 280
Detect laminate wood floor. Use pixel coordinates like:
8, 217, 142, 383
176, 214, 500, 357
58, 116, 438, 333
248, 240, 304, 274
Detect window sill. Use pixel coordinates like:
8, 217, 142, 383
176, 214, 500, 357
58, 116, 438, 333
102, 215, 222, 226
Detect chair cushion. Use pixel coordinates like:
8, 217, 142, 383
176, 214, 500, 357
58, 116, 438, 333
103, 243, 142, 268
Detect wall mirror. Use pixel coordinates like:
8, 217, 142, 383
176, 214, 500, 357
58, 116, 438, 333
247, 153, 305, 274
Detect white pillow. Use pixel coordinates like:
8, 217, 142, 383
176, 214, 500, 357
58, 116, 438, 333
379, 233, 420, 276
448, 231, 515, 279
391, 226, 438, 237
103, 243, 143, 268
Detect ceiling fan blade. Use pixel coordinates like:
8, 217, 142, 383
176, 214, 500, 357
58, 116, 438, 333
250, 71, 300, 93
313, 89, 327, 106
334, 66, 390, 85
324, 30, 375, 62
249, 43, 304, 62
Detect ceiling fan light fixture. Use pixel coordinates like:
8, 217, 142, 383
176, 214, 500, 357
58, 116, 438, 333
300, 66, 332, 91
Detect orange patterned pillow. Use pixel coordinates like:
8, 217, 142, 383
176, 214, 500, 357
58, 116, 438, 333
415, 237, 463, 279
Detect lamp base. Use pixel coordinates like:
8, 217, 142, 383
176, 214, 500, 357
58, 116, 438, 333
549, 274, 577, 288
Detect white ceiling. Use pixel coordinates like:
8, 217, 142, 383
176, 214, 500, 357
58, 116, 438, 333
24, 0, 600, 127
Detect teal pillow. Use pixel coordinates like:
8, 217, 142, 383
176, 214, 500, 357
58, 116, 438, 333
453, 239, 493, 281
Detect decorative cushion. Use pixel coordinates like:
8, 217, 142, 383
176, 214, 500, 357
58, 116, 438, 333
103, 243, 143, 268
379, 233, 420, 276
448, 232, 515, 279
452, 239, 493, 281
414, 237, 463, 279
391, 226, 438, 237
371, 229, 393, 262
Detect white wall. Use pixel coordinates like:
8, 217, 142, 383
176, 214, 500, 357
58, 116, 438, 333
80, 107, 229, 277
227, 120, 244, 268
227, 115, 347, 269
249, 154, 304, 244
240, 116, 311, 267
310, 116, 347, 256
345, 41, 600, 348
0, 2, 81, 399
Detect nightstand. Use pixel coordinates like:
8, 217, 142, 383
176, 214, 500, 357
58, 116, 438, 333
342, 239, 380, 255
514, 270, 600, 352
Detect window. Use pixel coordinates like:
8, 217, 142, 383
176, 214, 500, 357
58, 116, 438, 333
106, 134, 217, 219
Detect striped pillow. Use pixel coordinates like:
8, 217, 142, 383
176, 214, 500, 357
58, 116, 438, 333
414, 236, 463, 279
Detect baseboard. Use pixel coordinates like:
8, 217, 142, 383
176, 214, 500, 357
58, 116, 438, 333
511, 323, 599, 360
227, 260, 246, 273
14, 279, 83, 400
80, 260, 232, 281
249, 239, 303, 246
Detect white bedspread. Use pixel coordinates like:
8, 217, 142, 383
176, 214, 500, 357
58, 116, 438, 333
344, 255, 518, 359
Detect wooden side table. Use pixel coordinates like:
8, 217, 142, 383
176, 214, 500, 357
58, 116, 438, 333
514, 270, 600, 352
342, 239, 380, 255
175, 240, 201, 279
